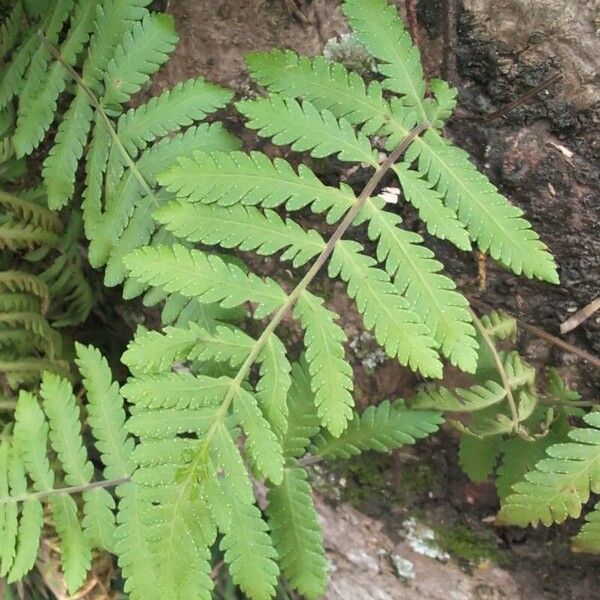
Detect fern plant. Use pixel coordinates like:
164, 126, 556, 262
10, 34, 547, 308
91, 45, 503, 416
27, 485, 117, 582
0, 106, 91, 389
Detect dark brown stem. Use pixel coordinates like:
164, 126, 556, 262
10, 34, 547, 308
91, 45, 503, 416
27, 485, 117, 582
443, 0, 459, 85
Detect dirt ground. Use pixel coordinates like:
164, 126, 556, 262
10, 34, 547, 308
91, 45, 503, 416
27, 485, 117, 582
150, 1, 600, 597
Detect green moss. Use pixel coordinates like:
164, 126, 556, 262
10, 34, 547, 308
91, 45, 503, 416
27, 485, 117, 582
434, 523, 507, 566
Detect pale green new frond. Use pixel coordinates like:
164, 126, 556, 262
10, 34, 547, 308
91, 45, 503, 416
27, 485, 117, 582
256, 336, 291, 435
233, 388, 285, 485
237, 96, 377, 165
42, 90, 94, 209
74, 343, 133, 480
393, 163, 471, 251
312, 400, 443, 459
412, 380, 507, 412
409, 130, 559, 283
155, 201, 326, 268
573, 502, 600, 553
359, 197, 478, 372
123, 244, 287, 318
330, 240, 442, 377
13, 0, 98, 156
498, 412, 600, 527
267, 464, 327, 599
343, 0, 426, 119
245, 50, 388, 134
103, 12, 178, 107
458, 434, 501, 482
122, 372, 231, 410
281, 360, 321, 459
158, 150, 354, 223
294, 291, 354, 437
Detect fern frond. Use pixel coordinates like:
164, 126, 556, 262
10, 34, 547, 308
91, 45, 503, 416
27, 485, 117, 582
267, 464, 327, 599
237, 96, 377, 164
13, 0, 97, 156
358, 196, 477, 371
294, 291, 354, 436
573, 502, 600, 553
458, 434, 501, 482
412, 380, 507, 412
233, 388, 284, 485
256, 335, 291, 435
245, 50, 388, 134
0, 2, 24, 61
0, 191, 61, 232
158, 150, 354, 223
281, 360, 322, 458
0, 271, 50, 313
408, 130, 559, 283
102, 12, 178, 107
123, 244, 287, 318
393, 163, 471, 251
425, 79, 458, 128
0, 312, 61, 357
498, 412, 600, 527
343, 0, 426, 119
0, 221, 60, 250
155, 201, 325, 268
480, 310, 517, 342
330, 240, 442, 377
42, 90, 94, 209
0, 293, 40, 314
312, 400, 443, 459
0, 32, 37, 110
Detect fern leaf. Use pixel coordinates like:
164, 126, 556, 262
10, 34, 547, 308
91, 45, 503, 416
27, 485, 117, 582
92, 122, 241, 280
480, 310, 517, 342
121, 324, 204, 375
122, 372, 231, 410
75, 343, 133, 479
0, 190, 62, 232
103, 12, 178, 107
573, 502, 600, 553
413, 379, 509, 412
0, 293, 40, 314
158, 150, 354, 223
294, 291, 354, 437
267, 464, 327, 599
123, 244, 287, 318
127, 407, 219, 441
233, 388, 285, 485
82, 487, 116, 551
330, 240, 442, 377
0, 221, 61, 250
393, 163, 471, 251
256, 336, 291, 435
0, 271, 50, 313
312, 400, 443, 459
0, 439, 19, 576
359, 196, 477, 371
208, 424, 279, 599
237, 96, 377, 164
245, 50, 388, 134
7, 499, 43, 583
155, 201, 325, 268
0, 2, 24, 61
498, 412, 600, 527
42, 90, 94, 209
343, 0, 426, 119
0, 32, 37, 110
458, 434, 501, 482
281, 360, 321, 459
409, 130, 559, 283
13, 0, 98, 156
425, 79, 458, 128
